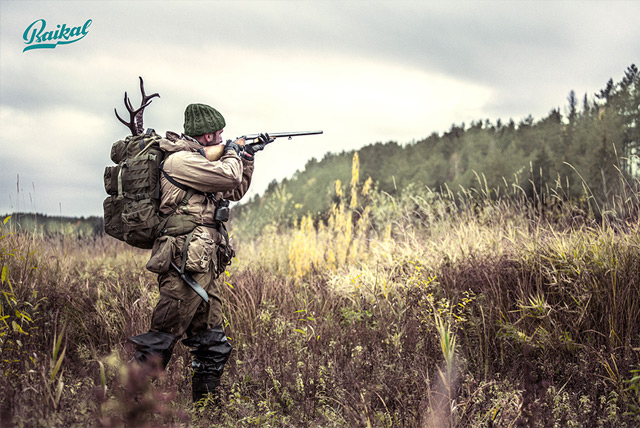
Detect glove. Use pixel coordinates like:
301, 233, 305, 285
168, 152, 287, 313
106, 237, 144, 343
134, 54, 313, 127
241, 133, 271, 160
224, 139, 241, 155
258, 133, 273, 146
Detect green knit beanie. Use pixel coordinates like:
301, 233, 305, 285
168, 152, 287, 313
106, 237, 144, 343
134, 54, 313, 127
183, 103, 226, 136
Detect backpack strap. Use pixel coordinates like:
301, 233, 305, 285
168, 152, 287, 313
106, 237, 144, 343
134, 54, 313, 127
160, 166, 190, 192
158, 156, 201, 226
155, 188, 198, 237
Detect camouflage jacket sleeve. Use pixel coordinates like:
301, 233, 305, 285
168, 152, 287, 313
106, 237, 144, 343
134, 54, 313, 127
162, 149, 250, 195
220, 157, 254, 201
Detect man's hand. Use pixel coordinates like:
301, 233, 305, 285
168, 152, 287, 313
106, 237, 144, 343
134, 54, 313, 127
241, 133, 271, 160
224, 139, 242, 156
257, 133, 273, 146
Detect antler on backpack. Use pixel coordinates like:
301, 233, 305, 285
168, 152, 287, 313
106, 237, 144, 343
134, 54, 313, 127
114, 76, 160, 136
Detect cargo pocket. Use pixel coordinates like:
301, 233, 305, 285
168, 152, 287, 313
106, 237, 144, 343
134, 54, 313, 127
122, 199, 160, 248
103, 196, 125, 241
110, 139, 128, 163
103, 165, 121, 196
181, 226, 215, 273
146, 235, 176, 274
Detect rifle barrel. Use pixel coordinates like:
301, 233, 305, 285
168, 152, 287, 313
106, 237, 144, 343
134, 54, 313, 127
243, 130, 323, 141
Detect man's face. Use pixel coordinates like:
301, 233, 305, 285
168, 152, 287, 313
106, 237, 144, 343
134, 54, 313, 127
213, 129, 224, 145
205, 129, 224, 146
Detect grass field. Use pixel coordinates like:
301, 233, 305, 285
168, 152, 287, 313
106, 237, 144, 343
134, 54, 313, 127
3, 162, 640, 427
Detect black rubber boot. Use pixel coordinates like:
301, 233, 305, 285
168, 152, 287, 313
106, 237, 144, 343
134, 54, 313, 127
191, 373, 221, 403
128, 331, 179, 369
182, 325, 233, 404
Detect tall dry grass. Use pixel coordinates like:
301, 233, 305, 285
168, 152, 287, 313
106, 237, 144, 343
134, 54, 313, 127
227, 154, 640, 427
2, 154, 640, 426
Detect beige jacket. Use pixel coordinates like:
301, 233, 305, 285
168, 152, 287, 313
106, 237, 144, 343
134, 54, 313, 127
153, 132, 253, 269
159, 131, 253, 222
144, 132, 252, 276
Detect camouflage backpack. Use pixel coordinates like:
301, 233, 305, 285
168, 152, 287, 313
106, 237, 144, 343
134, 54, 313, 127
103, 128, 167, 249
102, 77, 191, 249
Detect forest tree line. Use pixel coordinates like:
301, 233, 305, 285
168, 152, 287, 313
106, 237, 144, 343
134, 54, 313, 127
232, 64, 639, 236
3, 213, 104, 237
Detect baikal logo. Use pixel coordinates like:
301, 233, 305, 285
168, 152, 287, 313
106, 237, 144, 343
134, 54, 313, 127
23, 18, 92, 52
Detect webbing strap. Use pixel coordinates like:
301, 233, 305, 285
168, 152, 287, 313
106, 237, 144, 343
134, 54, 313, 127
170, 227, 208, 303
137, 139, 155, 155
161, 166, 190, 192
136, 129, 157, 156
170, 262, 209, 303
117, 163, 125, 198
180, 228, 196, 274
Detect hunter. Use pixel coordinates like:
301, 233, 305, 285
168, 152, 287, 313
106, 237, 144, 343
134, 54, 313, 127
128, 103, 267, 403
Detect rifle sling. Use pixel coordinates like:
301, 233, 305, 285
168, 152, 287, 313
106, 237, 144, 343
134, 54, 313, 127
170, 261, 209, 303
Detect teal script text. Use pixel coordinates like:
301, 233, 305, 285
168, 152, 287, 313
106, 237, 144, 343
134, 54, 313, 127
23, 19, 92, 52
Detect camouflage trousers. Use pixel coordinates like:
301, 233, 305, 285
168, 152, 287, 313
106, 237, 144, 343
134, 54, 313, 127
129, 264, 233, 402
128, 264, 228, 368
150, 266, 224, 337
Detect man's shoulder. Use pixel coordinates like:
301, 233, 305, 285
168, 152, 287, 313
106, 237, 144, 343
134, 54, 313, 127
165, 150, 205, 169
160, 131, 203, 154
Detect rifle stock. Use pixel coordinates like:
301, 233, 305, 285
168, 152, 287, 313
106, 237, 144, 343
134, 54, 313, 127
204, 144, 226, 161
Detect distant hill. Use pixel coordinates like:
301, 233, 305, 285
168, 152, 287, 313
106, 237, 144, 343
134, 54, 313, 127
232, 64, 639, 237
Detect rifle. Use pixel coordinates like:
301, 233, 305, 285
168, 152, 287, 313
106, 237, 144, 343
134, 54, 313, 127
205, 130, 323, 161
243, 130, 323, 143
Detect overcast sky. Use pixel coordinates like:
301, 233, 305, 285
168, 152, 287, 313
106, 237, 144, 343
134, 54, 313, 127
0, 0, 638, 217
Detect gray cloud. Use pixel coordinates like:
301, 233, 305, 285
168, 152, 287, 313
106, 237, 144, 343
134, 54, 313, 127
1, 0, 639, 216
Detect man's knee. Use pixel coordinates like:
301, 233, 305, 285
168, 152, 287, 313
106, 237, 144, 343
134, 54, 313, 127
182, 324, 232, 374
128, 330, 179, 369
